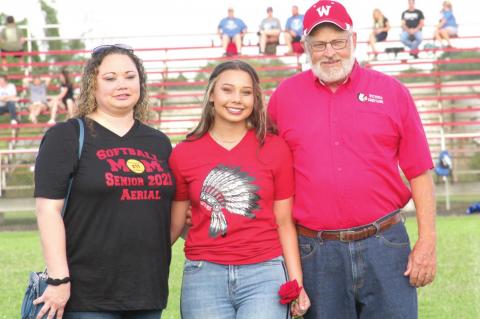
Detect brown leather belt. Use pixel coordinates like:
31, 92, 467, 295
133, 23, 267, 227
296, 212, 403, 242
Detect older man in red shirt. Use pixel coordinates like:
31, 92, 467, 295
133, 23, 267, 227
268, 1, 436, 318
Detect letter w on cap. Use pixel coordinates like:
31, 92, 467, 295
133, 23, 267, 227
316, 5, 331, 17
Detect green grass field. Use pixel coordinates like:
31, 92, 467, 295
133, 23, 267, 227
1, 215, 479, 319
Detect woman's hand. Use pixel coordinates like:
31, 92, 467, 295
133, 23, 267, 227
34, 283, 71, 319
291, 288, 311, 318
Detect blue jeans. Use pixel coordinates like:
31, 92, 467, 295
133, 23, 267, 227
181, 256, 290, 319
299, 220, 417, 319
63, 310, 162, 319
400, 31, 423, 50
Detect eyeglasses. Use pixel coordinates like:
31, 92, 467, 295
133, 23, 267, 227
307, 36, 350, 52
92, 44, 134, 55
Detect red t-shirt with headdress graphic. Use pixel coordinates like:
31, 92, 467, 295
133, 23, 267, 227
169, 130, 294, 265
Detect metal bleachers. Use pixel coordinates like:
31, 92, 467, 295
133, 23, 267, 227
0, 27, 479, 198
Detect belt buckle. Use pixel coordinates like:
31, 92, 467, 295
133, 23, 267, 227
339, 230, 357, 242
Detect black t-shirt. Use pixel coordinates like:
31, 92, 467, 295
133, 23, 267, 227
401, 9, 424, 29
34, 118, 174, 311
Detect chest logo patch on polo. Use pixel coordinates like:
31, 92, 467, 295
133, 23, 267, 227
200, 165, 260, 238
126, 159, 145, 174
357, 92, 384, 104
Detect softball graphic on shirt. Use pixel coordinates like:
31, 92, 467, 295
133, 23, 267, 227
200, 165, 260, 238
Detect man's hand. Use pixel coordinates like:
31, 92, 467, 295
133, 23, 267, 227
404, 237, 436, 287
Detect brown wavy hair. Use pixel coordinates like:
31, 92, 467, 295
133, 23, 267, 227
187, 60, 275, 145
77, 46, 149, 122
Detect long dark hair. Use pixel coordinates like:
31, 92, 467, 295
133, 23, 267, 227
60, 68, 72, 86
187, 60, 274, 145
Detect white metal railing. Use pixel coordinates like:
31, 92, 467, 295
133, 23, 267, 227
0, 148, 38, 196
13, 22, 480, 64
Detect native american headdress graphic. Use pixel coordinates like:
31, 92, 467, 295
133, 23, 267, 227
200, 165, 260, 237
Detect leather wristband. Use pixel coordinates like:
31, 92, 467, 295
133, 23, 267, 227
46, 276, 70, 286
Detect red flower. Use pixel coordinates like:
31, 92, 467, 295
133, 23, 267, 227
278, 279, 302, 304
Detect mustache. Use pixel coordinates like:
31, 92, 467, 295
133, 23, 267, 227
319, 56, 340, 63
318, 58, 341, 63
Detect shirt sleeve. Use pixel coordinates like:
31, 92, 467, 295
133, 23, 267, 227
272, 137, 294, 200
397, 84, 433, 180
7, 83, 16, 96
34, 121, 78, 199
276, 18, 282, 30
168, 145, 189, 201
260, 19, 267, 31
240, 19, 247, 30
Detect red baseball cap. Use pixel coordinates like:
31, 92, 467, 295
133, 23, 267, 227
303, 0, 353, 35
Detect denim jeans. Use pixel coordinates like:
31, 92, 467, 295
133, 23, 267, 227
63, 310, 162, 319
0, 101, 17, 121
299, 220, 417, 319
400, 31, 423, 50
180, 256, 290, 319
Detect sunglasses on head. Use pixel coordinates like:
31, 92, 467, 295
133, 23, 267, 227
91, 44, 134, 55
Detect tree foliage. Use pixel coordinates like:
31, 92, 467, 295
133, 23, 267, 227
399, 50, 480, 83
39, 0, 86, 71
437, 51, 480, 81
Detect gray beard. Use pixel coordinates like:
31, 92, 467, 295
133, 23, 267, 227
309, 48, 355, 84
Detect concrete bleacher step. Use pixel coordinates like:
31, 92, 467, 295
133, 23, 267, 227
0, 197, 35, 213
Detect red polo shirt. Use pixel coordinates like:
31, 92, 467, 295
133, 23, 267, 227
268, 61, 433, 230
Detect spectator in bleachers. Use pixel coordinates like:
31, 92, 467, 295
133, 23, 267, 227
218, 8, 247, 55
0, 16, 25, 69
284, 5, 304, 54
258, 7, 282, 54
368, 9, 390, 60
48, 69, 76, 124
434, 1, 458, 48
400, 0, 425, 58
23, 74, 51, 124
0, 73, 19, 125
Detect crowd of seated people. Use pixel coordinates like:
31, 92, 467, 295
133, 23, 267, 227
216, 1, 461, 59
0, 2, 467, 128
218, 5, 304, 56
0, 68, 77, 126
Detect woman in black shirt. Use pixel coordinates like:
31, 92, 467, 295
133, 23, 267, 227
34, 45, 174, 319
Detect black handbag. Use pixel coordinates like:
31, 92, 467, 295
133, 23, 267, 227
21, 118, 84, 319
